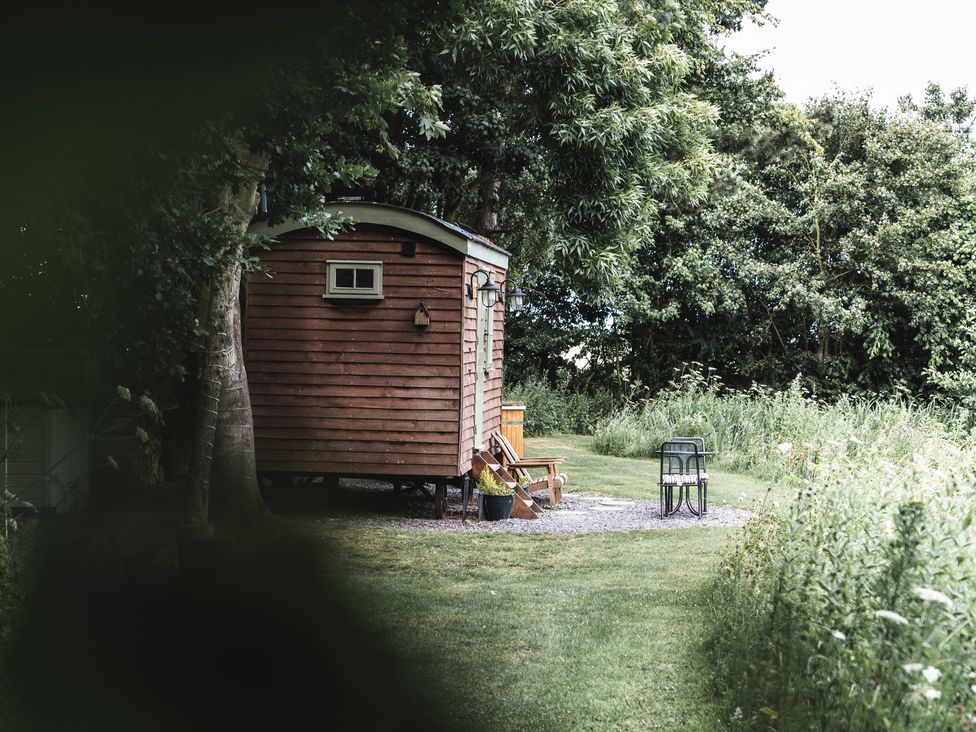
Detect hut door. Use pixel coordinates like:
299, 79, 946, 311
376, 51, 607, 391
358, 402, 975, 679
474, 294, 492, 450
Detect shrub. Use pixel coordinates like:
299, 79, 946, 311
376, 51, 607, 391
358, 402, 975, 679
608, 371, 976, 730
504, 376, 615, 436
475, 469, 512, 496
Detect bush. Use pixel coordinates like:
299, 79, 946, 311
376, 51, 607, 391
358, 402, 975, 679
0, 524, 35, 724
504, 377, 615, 437
608, 370, 976, 730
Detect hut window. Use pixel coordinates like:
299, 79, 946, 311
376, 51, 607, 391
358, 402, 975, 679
324, 260, 383, 299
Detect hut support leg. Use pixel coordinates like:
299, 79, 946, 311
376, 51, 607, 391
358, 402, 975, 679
434, 479, 447, 519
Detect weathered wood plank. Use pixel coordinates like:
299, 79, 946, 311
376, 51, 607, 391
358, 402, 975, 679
246, 331, 460, 347
259, 460, 459, 476
248, 404, 457, 432
249, 274, 462, 288
255, 438, 459, 455
256, 428, 458, 444
247, 294, 461, 309
247, 317, 461, 333
249, 383, 459, 400
247, 372, 459, 389
247, 340, 457, 354
245, 350, 460, 366
249, 394, 459, 410
256, 449, 458, 467
245, 361, 460, 378
257, 260, 460, 276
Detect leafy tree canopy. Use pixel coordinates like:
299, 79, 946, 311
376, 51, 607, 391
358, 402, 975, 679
607, 86, 976, 401
359, 0, 768, 295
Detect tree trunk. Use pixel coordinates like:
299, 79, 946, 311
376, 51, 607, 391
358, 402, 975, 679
187, 162, 267, 530
475, 175, 501, 235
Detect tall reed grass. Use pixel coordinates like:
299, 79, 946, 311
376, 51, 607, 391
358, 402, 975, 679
596, 371, 976, 730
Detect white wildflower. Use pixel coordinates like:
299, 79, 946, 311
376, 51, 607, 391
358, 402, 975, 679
875, 609, 909, 625
922, 688, 941, 701
903, 663, 923, 673
912, 587, 954, 609
971, 685, 976, 695
777, 442, 792, 454
922, 666, 941, 683
831, 630, 846, 641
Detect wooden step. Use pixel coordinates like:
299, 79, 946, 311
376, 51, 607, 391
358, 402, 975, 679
472, 452, 543, 519
511, 495, 542, 520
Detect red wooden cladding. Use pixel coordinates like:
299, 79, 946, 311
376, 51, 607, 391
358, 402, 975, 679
249, 394, 460, 411
245, 222, 505, 478
258, 260, 459, 276
249, 383, 458, 399
247, 332, 459, 347
248, 373, 460, 389
259, 461, 456, 476
256, 428, 460, 444
251, 275, 461, 288
255, 438, 460, 455
246, 361, 460, 377
246, 337, 460, 352
251, 407, 458, 424
248, 295, 462, 309
247, 317, 461, 332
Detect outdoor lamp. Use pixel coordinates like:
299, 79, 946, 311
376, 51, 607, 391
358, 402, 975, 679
507, 286, 526, 313
467, 269, 501, 308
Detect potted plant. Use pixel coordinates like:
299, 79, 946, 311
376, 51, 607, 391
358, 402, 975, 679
477, 469, 515, 521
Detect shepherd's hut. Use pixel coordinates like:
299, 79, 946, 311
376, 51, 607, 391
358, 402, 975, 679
245, 201, 520, 516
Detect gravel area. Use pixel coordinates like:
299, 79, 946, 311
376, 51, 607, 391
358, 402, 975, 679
312, 479, 752, 534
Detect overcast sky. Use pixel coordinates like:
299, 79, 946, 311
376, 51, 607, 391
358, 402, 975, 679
721, 0, 976, 110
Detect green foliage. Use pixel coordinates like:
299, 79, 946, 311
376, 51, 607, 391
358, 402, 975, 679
365, 0, 753, 294
475, 469, 512, 496
606, 372, 976, 729
504, 376, 615, 436
616, 87, 976, 401
0, 524, 33, 728
3, 2, 457, 398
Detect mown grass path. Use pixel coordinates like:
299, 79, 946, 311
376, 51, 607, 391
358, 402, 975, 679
317, 436, 772, 731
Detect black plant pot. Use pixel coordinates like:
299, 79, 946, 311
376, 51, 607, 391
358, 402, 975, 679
482, 494, 515, 521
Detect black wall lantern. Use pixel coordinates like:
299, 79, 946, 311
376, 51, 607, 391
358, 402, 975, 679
467, 269, 501, 308
466, 268, 527, 312
507, 286, 525, 313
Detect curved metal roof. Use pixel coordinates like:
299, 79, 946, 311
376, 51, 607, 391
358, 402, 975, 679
248, 201, 510, 269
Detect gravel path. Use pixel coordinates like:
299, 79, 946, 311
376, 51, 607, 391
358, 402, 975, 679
316, 480, 752, 534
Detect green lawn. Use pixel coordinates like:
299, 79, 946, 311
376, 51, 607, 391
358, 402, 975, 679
532, 434, 777, 512
316, 435, 775, 731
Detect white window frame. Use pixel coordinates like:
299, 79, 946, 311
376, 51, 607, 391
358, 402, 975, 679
324, 260, 384, 300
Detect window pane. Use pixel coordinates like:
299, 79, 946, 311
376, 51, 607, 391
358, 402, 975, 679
335, 268, 355, 288
355, 268, 374, 289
